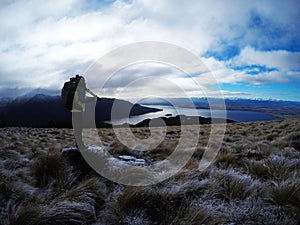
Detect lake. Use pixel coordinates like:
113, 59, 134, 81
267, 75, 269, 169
109, 105, 279, 125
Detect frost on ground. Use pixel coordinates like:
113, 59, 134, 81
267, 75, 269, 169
0, 119, 300, 224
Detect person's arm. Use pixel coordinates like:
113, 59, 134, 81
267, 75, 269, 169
84, 87, 101, 102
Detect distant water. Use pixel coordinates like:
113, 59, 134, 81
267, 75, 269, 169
110, 105, 279, 125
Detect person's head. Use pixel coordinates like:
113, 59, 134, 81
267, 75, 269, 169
75, 74, 86, 87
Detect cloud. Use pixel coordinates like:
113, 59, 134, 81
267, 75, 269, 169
231, 46, 300, 71
0, 0, 299, 100
201, 46, 300, 85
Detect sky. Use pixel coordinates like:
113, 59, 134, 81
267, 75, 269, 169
0, 0, 299, 101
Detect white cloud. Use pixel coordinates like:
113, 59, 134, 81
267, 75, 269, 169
0, 0, 299, 98
200, 47, 300, 85
232, 46, 300, 71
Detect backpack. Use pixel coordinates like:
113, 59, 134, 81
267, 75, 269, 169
61, 78, 78, 110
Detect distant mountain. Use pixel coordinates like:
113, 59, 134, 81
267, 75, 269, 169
139, 97, 300, 119
0, 97, 12, 108
0, 94, 161, 127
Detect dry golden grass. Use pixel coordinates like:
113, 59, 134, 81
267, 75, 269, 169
0, 119, 300, 224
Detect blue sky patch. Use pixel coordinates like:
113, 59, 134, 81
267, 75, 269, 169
231, 65, 278, 75
204, 45, 240, 61
220, 82, 300, 101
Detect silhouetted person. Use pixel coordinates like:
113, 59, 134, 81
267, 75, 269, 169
71, 75, 98, 149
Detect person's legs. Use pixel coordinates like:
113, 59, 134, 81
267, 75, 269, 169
72, 112, 85, 149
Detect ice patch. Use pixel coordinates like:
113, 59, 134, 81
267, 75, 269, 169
88, 145, 106, 155
107, 155, 147, 170
61, 145, 106, 155
117, 155, 146, 166
61, 147, 78, 155
62, 146, 146, 172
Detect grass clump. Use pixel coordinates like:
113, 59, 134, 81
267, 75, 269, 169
267, 180, 300, 208
180, 204, 217, 225
243, 160, 269, 179
9, 177, 106, 225
264, 156, 293, 182
30, 152, 69, 190
214, 148, 238, 168
107, 187, 189, 225
210, 169, 255, 200
10, 201, 97, 225
53, 177, 106, 210
287, 133, 300, 150
106, 186, 219, 225
0, 173, 29, 204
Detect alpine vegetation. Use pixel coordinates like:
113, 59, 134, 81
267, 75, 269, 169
0, 119, 300, 224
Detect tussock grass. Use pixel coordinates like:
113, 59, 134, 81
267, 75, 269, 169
116, 167, 157, 185
0, 149, 20, 161
243, 160, 269, 179
286, 133, 300, 150
108, 140, 132, 156
184, 157, 199, 170
283, 147, 300, 159
145, 142, 175, 161
192, 146, 205, 160
106, 186, 189, 224
267, 180, 300, 208
180, 204, 216, 225
53, 177, 106, 209
254, 142, 273, 158
109, 187, 219, 225
264, 156, 293, 182
30, 152, 69, 189
0, 172, 30, 203
119, 208, 152, 225
210, 169, 255, 200
10, 201, 97, 225
1, 119, 300, 224
214, 148, 238, 168
7, 177, 106, 225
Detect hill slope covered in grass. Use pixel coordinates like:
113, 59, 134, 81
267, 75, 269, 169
0, 119, 300, 224
0, 94, 161, 127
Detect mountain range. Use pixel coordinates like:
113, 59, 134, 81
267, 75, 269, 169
1, 94, 299, 128
139, 97, 300, 119
0, 94, 161, 127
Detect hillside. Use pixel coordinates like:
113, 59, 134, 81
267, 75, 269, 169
0, 94, 161, 127
0, 119, 299, 224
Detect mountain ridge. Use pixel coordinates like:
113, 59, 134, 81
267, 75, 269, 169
139, 97, 300, 119
0, 94, 161, 127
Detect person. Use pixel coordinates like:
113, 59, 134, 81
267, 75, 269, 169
72, 75, 97, 149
